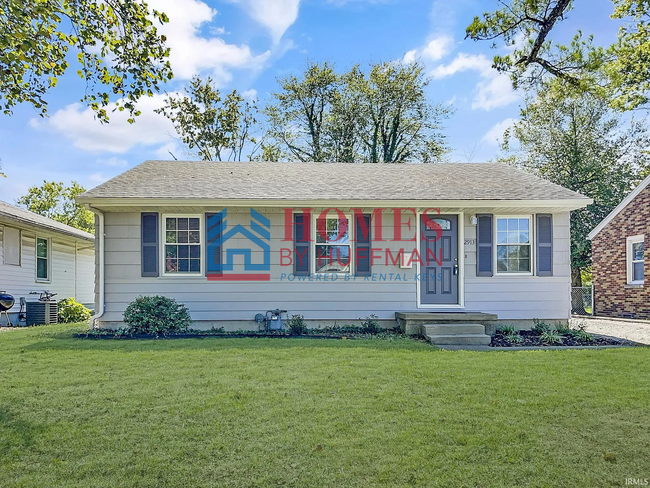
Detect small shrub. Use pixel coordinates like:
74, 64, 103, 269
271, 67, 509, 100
554, 323, 572, 335
540, 330, 563, 345
123, 295, 192, 335
287, 314, 308, 335
360, 314, 381, 334
570, 321, 588, 333
574, 330, 594, 342
532, 319, 551, 335
506, 333, 523, 344
496, 324, 518, 336
58, 298, 91, 323
320, 324, 364, 335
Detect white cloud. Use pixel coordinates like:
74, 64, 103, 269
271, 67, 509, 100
149, 0, 271, 82
31, 94, 177, 154
472, 76, 520, 111
242, 89, 258, 100
89, 172, 108, 184
422, 36, 453, 62
430, 53, 492, 79
155, 141, 182, 160
481, 118, 517, 146
97, 157, 128, 167
231, 0, 302, 43
403, 49, 417, 64
402, 36, 453, 65
431, 53, 519, 111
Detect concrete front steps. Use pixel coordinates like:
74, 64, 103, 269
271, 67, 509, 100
421, 323, 491, 346
395, 312, 497, 346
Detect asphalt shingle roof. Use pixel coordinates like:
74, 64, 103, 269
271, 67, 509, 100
0, 200, 94, 241
79, 160, 589, 202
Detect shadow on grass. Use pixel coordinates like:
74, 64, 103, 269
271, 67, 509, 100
21, 329, 434, 353
0, 406, 39, 462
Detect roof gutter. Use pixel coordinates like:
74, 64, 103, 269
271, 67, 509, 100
88, 207, 105, 327
0, 211, 94, 241
76, 197, 593, 211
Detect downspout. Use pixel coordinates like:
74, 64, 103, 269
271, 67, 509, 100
74, 241, 78, 301
89, 207, 105, 327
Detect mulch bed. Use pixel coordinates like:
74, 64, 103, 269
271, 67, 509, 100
74, 330, 414, 341
491, 330, 627, 347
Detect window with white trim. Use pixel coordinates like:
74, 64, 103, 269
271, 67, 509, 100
164, 216, 202, 274
496, 217, 532, 273
627, 235, 645, 284
314, 213, 351, 274
36, 237, 50, 281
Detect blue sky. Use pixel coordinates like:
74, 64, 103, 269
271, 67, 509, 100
0, 0, 621, 202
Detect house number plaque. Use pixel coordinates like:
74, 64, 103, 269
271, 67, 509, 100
464, 238, 476, 246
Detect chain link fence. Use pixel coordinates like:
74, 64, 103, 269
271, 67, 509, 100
571, 286, 594, 316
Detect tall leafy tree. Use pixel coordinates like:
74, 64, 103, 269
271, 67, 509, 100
156, 76, 260, 161
1, 0, 172, 123
266, 61, 451, 163
265, 62, 340, 162
354, 61, 451, 163
17, 182, 94, 233
500, 90, 650, 285
466, 0, 650, 110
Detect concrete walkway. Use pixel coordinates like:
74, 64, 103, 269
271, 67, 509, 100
571, 316, 650, 345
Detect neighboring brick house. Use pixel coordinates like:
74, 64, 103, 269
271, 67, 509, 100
588, 175, 650, 319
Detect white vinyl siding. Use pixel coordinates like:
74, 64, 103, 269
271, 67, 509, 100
97, 209, 573, 325
0, 218, 95, 319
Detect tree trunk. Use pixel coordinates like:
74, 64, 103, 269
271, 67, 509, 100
571, 267, 585, 314
571, 267, 583, 287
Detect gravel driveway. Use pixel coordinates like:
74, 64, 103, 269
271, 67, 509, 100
571, 316, 650, 345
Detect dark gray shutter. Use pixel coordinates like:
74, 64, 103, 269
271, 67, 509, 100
206, 212, 224, 276
536, 214, 553, 276
294, 213, 309, 276
476, 214, 493, 277
141, 213, 159, 277
355, 214, 371, 277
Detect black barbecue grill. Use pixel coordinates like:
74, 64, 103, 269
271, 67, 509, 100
0, 291, 15, 326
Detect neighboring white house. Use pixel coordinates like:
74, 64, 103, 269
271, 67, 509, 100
0, 200, 95, 325
78, 160, 591, 338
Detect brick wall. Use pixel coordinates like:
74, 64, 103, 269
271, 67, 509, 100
592, 186, 650, 319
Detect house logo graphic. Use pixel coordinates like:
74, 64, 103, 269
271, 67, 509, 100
206, 208, 271, 281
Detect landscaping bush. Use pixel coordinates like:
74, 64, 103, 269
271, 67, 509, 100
496, 324, 519, 336
506, 333, 523, 344
540, 330, 563, 345
123, 295, 192, 335
58, 298, 91, 323
360, 314, 381, 334
287, 314, 308, 335
554, 323, 572, 335
532, 319, 551, 335
574, 330, 594, 342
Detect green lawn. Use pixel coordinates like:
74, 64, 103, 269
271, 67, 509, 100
1, 325, 649, 487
